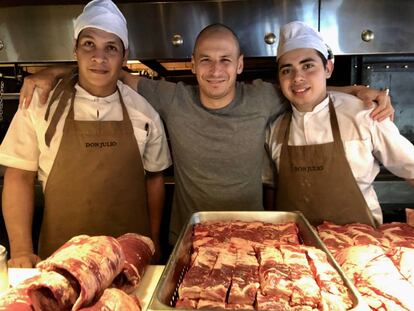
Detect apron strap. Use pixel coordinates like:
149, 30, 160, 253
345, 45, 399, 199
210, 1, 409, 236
328, 98, 343, 146
44, 72, 78, 147
116, 86, 132, 128
277, 111, 292, 145
45, 68, 78, 121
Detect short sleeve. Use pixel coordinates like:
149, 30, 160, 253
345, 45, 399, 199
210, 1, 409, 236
142, 114, 172, 173
371, 117, 414, 179
137, 79, 178, 119
0, 105, 40, 171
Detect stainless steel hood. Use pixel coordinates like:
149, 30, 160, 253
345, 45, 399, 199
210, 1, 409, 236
2, 0, 414, 65
0, 0, 319, 63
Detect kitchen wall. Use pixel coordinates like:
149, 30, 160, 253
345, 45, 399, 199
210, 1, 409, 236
0, 0, 414, 254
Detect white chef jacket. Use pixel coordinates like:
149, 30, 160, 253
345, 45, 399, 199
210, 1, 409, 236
0, 81, 172, 190
264, 91, 414, 224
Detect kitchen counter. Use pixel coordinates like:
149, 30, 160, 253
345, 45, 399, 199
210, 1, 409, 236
6, 265, 165, 310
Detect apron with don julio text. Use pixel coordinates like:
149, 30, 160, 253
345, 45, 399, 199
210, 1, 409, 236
274, 99, 377, 227
39, 80, 149, 258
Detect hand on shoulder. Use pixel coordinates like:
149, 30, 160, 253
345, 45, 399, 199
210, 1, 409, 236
19, 66, 72, 108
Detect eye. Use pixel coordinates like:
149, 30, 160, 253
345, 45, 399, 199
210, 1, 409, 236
221, 58, 232, 63
280, 68, 291, 75
303, 63, 314, 70
106, 45, 119, 52
82, 40, 94, 48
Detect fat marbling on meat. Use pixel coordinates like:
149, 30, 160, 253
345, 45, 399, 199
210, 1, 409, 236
37, 235, 125, 310
112, 233, 155, 294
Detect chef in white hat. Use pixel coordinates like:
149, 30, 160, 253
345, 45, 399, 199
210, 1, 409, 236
0, 0, 171, 266
265, 21, 414, 227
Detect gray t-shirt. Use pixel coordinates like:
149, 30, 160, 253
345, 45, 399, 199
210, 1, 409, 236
139, 79, 285, 244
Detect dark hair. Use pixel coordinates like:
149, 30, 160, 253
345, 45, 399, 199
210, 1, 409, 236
316, 50, 328, 68
193, 23, 241, 56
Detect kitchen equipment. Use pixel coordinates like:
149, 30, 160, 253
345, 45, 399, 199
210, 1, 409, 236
148, 211, 369, 311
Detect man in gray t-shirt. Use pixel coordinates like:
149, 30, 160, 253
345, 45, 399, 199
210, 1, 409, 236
139, 78, 284, 243
20, 24, 393, 245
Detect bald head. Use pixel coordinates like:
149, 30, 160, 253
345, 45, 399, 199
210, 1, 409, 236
193, 23, 241, 56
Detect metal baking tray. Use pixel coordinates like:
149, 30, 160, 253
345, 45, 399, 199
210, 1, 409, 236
148, 211, 369, 311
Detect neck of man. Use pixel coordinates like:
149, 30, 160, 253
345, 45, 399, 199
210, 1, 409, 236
200, 89, 236, 110
78, 77, 117, 98
292, 93, 329, 112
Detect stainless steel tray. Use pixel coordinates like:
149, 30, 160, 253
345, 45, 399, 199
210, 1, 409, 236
148, 211, 369, 311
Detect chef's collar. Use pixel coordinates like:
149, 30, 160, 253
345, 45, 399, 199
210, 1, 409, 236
74, 83, 120, 103
291, 95, 329, 116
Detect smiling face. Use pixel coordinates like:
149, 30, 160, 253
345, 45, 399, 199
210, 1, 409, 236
191, 28, 244, 109
75, 27, 128, 97
278, 48, 333, 112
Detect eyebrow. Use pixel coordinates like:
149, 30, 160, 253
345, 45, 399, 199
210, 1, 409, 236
79, 34, 119, 45
279, 57, 317, 70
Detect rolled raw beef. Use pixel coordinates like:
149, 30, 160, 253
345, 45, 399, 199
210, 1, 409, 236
112, 233, 154, 293
27, 271, 78, 311
37, 235, 125, 310
0, 276, 34, 311
0, 270, 77, 311
78, 288, 141, 311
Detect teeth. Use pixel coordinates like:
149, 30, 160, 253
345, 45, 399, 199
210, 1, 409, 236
292, 87, 308, 93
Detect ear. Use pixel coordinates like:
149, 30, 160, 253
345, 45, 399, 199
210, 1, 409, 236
325, 59, 334, 79
122, 49, 129, 67
237, 54, 244, 74
191, 55, 196, 74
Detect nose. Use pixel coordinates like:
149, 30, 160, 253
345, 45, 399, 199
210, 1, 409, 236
292, 69, 304, 83
209, 61, 222, 75
92, 49, 107, 63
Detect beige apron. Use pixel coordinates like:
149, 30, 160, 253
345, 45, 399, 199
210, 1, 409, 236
274, 99, 377, 227
39, 80, 149, 258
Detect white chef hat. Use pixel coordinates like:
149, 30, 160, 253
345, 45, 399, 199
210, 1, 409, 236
277, 21, 329, 60
74, 0, 128, 49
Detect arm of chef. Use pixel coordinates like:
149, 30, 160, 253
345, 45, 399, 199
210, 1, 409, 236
145, 171, 165, 263
2, 168, 41, 268
142, 111, 172, 262
0, 100, 42, 267
370, 115, 414, 187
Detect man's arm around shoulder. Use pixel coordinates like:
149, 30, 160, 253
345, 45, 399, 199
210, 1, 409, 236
328, 85, 394, 121
120, 70, 144, 92
2, 167, 40, 267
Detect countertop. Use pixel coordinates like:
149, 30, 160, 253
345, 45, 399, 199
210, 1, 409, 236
6, 265, 165, 310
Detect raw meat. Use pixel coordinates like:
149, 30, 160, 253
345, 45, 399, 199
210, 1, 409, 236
335, 245, 414, 310
228, 249, 260, 305
175, 298, 198, 309
257, 246, 291, 297
37, 235, 125, 310
0, 271, 77, 311
387, 246, 414, 287
112, 233, 154, 294
304, 246, 352, 310
0, 275, 36, 310
78, 288, 141, 310
379, 223, 414, 248
279, 245, 320, 308
28, 271, 78, 311
200, 248, 236, 302
178, 247, 218, 300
